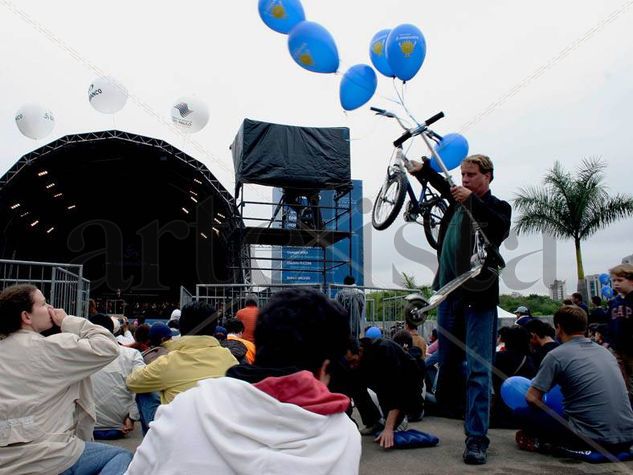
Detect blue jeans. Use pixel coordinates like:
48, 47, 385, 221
60, 442, 132, 475
93, 429, 125, 440
437, 294, 497, 438
136, 391, 161, 435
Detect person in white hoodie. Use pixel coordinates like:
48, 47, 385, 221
126, 288, 361, 475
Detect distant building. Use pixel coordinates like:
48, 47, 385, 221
622, 254, 633, 265
583, 274, 601, 299
548, 279, 566, 301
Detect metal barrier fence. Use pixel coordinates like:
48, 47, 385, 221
195, 282, 418, 336
0, 259, 90, 317
180, 285, 194, 309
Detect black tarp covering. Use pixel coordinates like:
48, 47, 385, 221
231, 119, 351, 190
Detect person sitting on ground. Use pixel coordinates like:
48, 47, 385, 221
517, 305, 633, 453
426, 328, 440, 357
608, 263, 633, 403
405, 319, 427, 359
225, 318, 256, 364
392, 329, 426, 422
141, 322, 172, 364
523, 318, 559, 368
513, 306, 533, 327
125, 288, 361, 475
491, 326, 536, 428
126, 323, 150, 353
571, 292, 589, 315
166, 318, 180, 337
0, 284, 131, 474
346, 334, 425, 448
89, 314, 145, 440
126, 301, 238, 405
114, 316, 135, 345
235, 295, 259, 343
589, 295, 609, 325
591, 323, 610, 349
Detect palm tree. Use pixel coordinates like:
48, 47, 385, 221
514, 158, 633, 292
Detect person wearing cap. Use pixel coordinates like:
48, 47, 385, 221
365, 326, 382, 339
514, 306, 533, 326
125, 288, 361, 475
126, 301, 238, 405
406, 154, 511, 464
141, 323, 172, 364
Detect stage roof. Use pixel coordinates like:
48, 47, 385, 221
0, 130, 241, 299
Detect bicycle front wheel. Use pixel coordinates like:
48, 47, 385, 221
372, 171, 408, 230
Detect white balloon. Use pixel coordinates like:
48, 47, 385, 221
88, 76, 128, 114
170, 96, 209, 134
15, 104, 55, 140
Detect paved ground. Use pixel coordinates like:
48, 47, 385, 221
105, 415, 633, 474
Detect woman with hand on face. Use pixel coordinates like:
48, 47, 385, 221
0, 284, 132, 475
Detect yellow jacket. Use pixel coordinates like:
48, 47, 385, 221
126, 335, 237, 404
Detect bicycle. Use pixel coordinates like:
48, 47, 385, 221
370, 106, 448, 250
370, 106, 505, 321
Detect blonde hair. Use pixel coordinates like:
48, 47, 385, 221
609, 263, 633, 280
463, 154, 494, 181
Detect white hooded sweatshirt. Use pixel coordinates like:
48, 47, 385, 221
125, 372, 361, 475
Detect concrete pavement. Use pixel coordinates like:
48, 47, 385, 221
105, 414, 633, 474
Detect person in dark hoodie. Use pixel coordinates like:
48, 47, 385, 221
125, 288, 361, 475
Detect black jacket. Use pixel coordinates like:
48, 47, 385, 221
414, 161, 511, 306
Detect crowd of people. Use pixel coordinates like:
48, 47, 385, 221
2, 153, 633, 473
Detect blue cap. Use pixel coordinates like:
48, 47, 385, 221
365, 326, 382, 339
214, 326, 227, 337
149, 323, 172, 341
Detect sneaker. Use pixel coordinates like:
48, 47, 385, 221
463, 436, 489, 465
359, 422, 384, 436
395, 416, 408, 432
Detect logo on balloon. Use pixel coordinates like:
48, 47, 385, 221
87, 77, 128, 114
399, 39, 416, 57
170, 96, 209, 134
299, 51, 314, 66
88, 87, 103, 102
174, 103, 194, 118
271, 4, 286, 18
371, 41, 384, 56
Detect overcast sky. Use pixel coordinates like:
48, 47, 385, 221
1, 0, 632, 295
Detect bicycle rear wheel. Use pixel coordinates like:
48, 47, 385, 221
372, 170, 408, 230
423, 199, 448, 249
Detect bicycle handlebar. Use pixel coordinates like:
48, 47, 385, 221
391, 111, 445, 147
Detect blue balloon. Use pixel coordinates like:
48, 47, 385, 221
288, 21, 339, 74
501, 376, 531, 411
599, 273, 610, 286
369, 29, 394, 78
601, 285, 614, 299
258, 0, 305, 34
339, 64, 377, 111
386, 24, 426, 82
544, 385, 564, 416
431, 133, 469, 172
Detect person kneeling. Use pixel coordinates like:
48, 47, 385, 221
125, 288, 361, 474
517, 305, 633, 454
